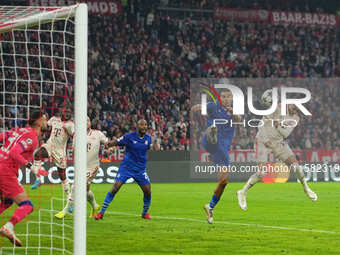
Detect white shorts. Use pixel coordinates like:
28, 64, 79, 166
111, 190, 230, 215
86, 166, 99, 185
255, 139, 294, 163
42, 142, 67, 169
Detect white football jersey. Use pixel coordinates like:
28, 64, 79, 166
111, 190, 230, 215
46, 116, 74, 152
256, 106, 300, 143
86, 129, 108, 169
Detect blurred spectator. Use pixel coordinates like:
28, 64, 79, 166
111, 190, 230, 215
1, 0, 339, 151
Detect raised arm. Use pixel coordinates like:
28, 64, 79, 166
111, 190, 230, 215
191, 104, 202, 113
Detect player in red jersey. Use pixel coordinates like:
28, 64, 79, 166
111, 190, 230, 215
0, 110, 48, 246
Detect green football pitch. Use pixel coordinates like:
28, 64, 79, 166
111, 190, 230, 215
0, 182, 339, 255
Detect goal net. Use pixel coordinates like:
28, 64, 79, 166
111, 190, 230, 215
0, 4, 87, 255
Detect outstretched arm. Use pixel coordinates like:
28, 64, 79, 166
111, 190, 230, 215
105, 137, 119, 154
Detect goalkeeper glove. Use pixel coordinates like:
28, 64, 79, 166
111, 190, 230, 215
26, 161, 48, 177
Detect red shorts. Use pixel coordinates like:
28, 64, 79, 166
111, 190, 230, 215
0, 174, 25, 199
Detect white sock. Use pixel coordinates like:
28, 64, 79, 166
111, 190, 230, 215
293, 164, 309, 190
4, 222, 14, 231
63, 185, 74, 213
62, 180, 70, 196
63, 199, 73, 214
87, 190, 97, 209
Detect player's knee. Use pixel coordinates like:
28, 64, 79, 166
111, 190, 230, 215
255, 171, 266, 179
285, 156, 297, 166
218, 177, 229, 186
143, 189, 151, 197
19, 200, 34, 213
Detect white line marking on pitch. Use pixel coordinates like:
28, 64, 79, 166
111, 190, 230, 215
107, 211, 340, 236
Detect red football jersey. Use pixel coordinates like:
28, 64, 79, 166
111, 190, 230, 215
0, 127, 39, 175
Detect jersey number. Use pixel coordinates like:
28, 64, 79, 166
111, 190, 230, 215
143, 172, 150, 181
54, 128, 62, 137
87, 143, 91, 152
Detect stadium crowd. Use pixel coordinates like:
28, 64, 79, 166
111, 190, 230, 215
1, 0, 340, 151
86, 1, 340, 151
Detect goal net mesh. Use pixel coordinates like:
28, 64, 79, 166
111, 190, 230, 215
0, 5, 78, 255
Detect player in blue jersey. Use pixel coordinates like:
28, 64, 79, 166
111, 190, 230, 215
93, 119, 152, 220
192, 89, 241, 224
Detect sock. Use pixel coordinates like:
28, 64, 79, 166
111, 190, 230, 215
293, 164, 309, 190
63, 185, 75, 213
142, 194, 151, 215
63, 199, 73, 213
241, 173, 262, 193
0, 198, 14, 214
209, 194, 220, 209
62, 180, 70, 196
4, 222, 14, 231
87, 190, 98, 209
100, 192, 115, 214
9, 201, 34, 226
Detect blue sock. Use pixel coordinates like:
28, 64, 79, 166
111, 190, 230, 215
209, 194, 220, 209
142, 194, 151, 215
100, 192, 115, 214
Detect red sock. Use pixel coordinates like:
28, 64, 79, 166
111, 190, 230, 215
9, 203, 33, 226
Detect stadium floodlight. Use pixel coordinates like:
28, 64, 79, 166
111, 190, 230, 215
0, 4, 87, 255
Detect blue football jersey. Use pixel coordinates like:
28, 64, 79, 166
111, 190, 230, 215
206, 102, 235, 142
117, 131, 152, 171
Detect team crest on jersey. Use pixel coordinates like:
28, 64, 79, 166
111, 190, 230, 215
145, 141, 148, 145
26, 138, 32, 145
21, 140, 28, 148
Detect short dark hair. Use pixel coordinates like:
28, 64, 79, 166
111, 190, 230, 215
28, 109, 42, 126
53, 108, 60, 115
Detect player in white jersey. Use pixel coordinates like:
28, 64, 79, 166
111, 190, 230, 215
237, 100, 318, 211
55, 116, 114, 219
32, 110, 74, 202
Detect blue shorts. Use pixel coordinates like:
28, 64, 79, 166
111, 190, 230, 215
202, 134, 231, 166
115, 167, 151, 186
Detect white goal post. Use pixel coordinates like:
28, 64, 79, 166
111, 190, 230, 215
0, 4, 88, 255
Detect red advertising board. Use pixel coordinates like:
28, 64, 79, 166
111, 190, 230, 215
306, 150, 340, 162
27, 0, 122, 16
214, 8, 269, 22
270, 11, 338, 27
214, 8, 338, 27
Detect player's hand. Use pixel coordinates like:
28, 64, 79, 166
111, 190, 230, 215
26, 161, 48, 177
